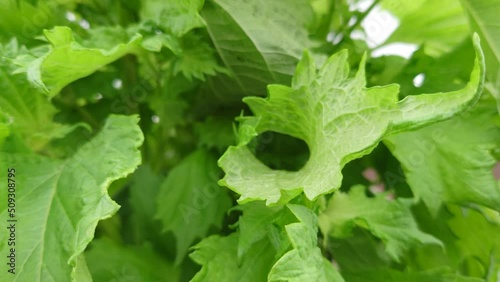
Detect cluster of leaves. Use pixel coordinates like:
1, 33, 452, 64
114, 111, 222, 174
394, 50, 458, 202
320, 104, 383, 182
0, 0, 499, 281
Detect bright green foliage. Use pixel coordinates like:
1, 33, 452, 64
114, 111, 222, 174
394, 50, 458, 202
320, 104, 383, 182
0, 0, 64, 45
127, 165, 173, 251
0, 115, 143, 281
381, 0, 427, 17
319, 186, 441, 260
234, 201, 285, 258
386, 97, 500, 214
190, 234, 275, 282
140, 0, 205, 37
172, 34, 227, 81
194, 116, 235, 151
448, 206, 500, 280
384, 0, 469, 56
0, 110, 9, 145
202, 0, 317, 97
190, 204, 343, 281
0, 40, 79, 151
461, 0, 500, 83
86, 238, 180, 281
397, 204, 500, 280
343, 267, 483, 282
23, 26, 142, 97
1, 0, 499, 281
156, 149, 232, 264
267, 205, 343, 282
219, 36, 484, 205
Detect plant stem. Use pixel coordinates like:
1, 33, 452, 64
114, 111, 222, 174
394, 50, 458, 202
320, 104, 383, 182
338, 0, 381, 45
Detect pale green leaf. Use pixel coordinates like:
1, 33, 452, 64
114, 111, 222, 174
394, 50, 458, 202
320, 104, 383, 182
156, 149, 232, 264
235, 201, 285, 258
73, 254, 93, 282
447, 206, 500, 281
383, 0, 469, 57
385, 96, 500, 214
390, 34, 485, 133
0, 115, 143, 281
404, 204, 467, 274
460, 0, 500, 84
81, 26, 136, 50
0, 0, 64, 45
389, 39, 476, 96
24, 26, 141, 97
202, 0, 318, 97
268, 204, 344, 282
319, 186, 441, 260
219, 36, 484, 205
408, 202, 500, 279
190, 234, 275, 282
85, 238, 180, 282
0, 39, 82, 151
140, 33, 182, 53
140, 0, 205, 37
381, 0, 427, 18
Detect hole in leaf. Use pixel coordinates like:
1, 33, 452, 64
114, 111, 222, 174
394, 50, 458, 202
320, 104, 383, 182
250, 131, 310, 172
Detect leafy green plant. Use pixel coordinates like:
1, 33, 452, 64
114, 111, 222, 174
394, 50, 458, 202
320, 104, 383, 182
0, 0, 499, 281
